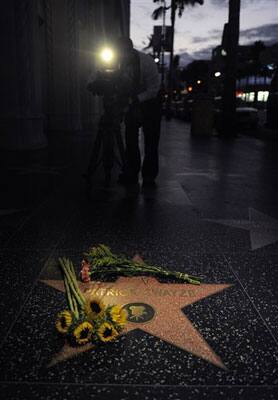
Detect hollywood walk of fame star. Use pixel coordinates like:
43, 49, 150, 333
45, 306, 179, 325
206, 208, 278, 250
42, 276, 231, 368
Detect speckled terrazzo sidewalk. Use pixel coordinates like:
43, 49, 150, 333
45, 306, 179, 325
0, 120, 277, 400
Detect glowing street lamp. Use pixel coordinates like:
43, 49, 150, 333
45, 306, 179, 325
214, 71, 221, 78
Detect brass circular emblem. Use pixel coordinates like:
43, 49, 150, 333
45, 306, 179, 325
123, 302, 155, 324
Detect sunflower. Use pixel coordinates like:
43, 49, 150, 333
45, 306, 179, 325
97, 322, 118, 342
110, 305, 128, 328
84, 297, 106, 320
56, 310, 73, 334
72, 321, 94, 345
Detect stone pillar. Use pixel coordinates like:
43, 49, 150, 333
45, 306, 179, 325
45, 0, 81, 132
76, 0, 102, 132
66, 0, 82, 131
0, 0, 47, 150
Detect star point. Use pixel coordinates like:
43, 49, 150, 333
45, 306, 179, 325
206, 208, 278, 250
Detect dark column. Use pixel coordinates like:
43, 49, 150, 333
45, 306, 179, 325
0, 0, 47, 150
44, 0, 81, 132
222, 0, 241, 137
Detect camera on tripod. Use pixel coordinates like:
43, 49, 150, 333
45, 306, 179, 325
84, 45, 128, 185
87, 45, 132, 104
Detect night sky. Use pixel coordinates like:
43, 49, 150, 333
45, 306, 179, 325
131, 0, 278, 64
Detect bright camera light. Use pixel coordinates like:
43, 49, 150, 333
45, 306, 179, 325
214, 71, 221, 77
100, 48, 114, 63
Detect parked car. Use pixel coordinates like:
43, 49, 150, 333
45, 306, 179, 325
214, 97, 259, 130
163, 95, 259, 131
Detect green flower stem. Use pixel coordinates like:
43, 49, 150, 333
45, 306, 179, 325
90, 261, 200, 283
59, 258, 85, 307
66, 259, 86, 304
64, 278, 74, 313
62, 268, 79, 318
89, 267, 200, 284
64, 272, 80, 319
90, 263, 185, 276
63, 269, 84, 308
65, 280, 79, 319
85, 244, 201, 284
72, 296, 79, 320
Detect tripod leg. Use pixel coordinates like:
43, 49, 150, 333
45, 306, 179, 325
84, 120, 104, 185
115, 125, 126, 169
102, 123, 114, 185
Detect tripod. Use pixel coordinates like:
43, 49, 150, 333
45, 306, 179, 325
85, 95, 126, 186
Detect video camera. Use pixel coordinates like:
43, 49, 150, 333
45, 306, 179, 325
87, 46, 133, 103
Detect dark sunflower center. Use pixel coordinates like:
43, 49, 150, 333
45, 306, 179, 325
90, 302, 101, 314
61, 316, 67, 328
103, 327, 113, 338
80, 327, 90, 339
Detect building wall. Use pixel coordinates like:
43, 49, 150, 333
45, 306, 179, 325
0, 0, 47, 150
0, 0, 130, 150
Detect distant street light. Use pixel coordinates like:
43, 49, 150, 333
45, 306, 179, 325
197, 79, 202, 84
214, 71, 222, 77
154, 57, 160, 63
188, 86, 193, 92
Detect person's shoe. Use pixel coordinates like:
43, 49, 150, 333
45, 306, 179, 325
117, 173, 138, 186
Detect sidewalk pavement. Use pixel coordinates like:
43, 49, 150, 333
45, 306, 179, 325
0, 119, 277, 399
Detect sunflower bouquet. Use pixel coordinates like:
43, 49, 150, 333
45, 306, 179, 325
55, 257, 127, 346
80, 244, 201, 285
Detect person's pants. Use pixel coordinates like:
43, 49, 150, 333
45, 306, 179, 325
123, 98, 161, 181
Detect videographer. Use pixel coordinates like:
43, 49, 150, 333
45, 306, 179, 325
87, 37, 161, 187
116, 37, 161, 187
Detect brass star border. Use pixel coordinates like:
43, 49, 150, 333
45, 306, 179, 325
42, 277, 231, 369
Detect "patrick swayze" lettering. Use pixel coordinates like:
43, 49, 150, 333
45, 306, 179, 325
87, 287, 196, 297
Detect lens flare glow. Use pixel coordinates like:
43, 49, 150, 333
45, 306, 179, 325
100, 48, 114, 63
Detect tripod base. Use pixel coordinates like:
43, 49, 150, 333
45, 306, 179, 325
85, 105, 126, 186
